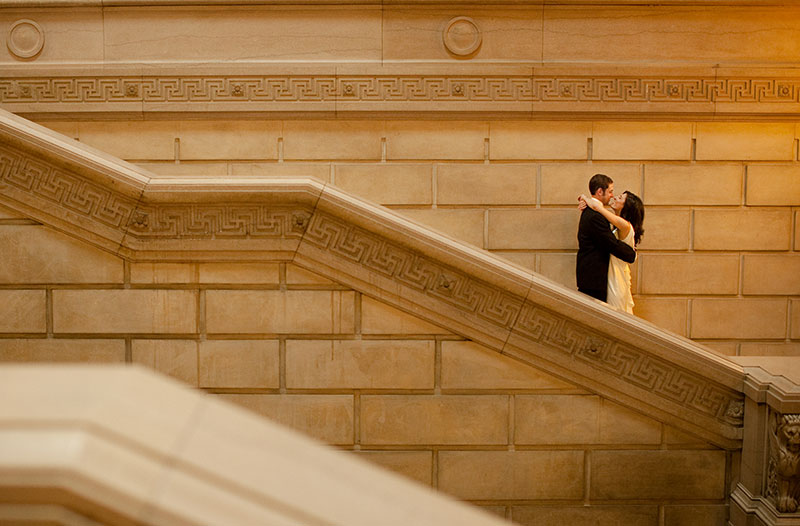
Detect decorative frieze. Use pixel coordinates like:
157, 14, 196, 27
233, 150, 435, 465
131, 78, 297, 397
0, 143, 138, 230
1, 73, 798, 115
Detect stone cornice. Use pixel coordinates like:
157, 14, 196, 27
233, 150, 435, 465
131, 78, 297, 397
0, 107, 748, 448
1, 0, 793, 6
3, 65, 800, 120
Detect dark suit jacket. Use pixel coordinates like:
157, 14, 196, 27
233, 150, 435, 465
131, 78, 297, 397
576, 208, 637, 301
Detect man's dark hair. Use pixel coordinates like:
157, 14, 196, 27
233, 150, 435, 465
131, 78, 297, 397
589, 173, 613, 195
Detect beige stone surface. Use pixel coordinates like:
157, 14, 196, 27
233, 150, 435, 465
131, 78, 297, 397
360, 296, 450, 335
130, 263, 194, 284
440, 341, 574, 390
489, 122, 589, 160
0, 226, 123, 284
515, 395, 599, 444
746, 165, 800, 206
132, 339, 198, 386
664, 426, 707, 445
511, 506, 658, 526
663, 505, 727, 526
284, 121, 383, 160
285, 264, 336, 285
0, 9, 104, 63
694, 209, 792, 251
795, 211, 800, 250
386, 121, 487, 160
219, 393, 354, 445
334, 164, 432, 205
383, 8, 542, 61
360, 395, 508, 445
53, 290, 197, 334
635, 209, 690, 251
0, 339, 125, 362
78, 121, 177, 161
691, 299, 787, 339
742, 255, 800, 295
198, 263, 280, 284
199, 340, 279, 389
591, 450, 726, 500
539, 163, 640, 205
592, 123, 692, 161
793, 299, 800, 339
0, 205, 24, 220
643, 163, 743, 205
739, 342, 800, 357
437, 164, 535, 205
205, 290, 354, 334
103, 7, 381, 62
632, 297, 688, 337
177, 121, 280, 160
488, 209, 577, 250
491, 251, 536, 273
515, 395, 659, 445
699, 342, 738, 357
599, 401, 662, 445
397, 209, 485, 248
537, 253, 576, 289
542, 7, 800, 64
285, 340, 434, 389
0, 290, 46, 333
696, 123, 796, 161
354, 451, 433, 487
639, 254, 739, 295
137, 162, 229, 176
230, 162, 331, 181
438, 450, 584, 500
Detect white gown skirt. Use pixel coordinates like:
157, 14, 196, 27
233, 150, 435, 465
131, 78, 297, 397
607, 228, 635, 314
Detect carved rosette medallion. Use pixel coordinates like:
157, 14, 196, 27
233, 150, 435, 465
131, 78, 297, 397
6, 19, 44, 60
442, 17, 481, 57
767, 411, 800, 513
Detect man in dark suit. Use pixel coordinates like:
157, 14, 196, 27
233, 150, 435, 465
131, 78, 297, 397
576, 173, 637, 302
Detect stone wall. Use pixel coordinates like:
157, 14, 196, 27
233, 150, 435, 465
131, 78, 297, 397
0, 214, 730, 525
36, 118, 800, 357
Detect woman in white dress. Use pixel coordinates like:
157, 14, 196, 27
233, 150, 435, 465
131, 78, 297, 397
578, 191, 645, 314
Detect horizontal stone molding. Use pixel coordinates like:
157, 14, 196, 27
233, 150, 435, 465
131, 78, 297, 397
0, 106, 748, 448
0, 0, 792, 6
2, 69, 800, 119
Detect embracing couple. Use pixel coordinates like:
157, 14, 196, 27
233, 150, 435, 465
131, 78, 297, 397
575, 173, 645, 314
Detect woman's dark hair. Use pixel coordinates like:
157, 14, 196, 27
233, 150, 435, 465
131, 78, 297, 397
620, 191, 645, 246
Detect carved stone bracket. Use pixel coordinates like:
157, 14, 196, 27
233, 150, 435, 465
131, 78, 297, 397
767, 412, 800, 513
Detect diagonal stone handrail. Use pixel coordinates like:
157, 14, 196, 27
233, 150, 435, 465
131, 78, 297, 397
0, 107, 745, 448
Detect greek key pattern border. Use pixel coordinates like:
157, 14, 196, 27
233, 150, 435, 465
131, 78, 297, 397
1, 75, 799, 104
0, 143, 139, 230
303, 211, 744, 427
0, 144, 310, 239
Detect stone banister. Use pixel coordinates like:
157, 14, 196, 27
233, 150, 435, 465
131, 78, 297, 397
0, 107, 746, 448
0, 364, 513, 525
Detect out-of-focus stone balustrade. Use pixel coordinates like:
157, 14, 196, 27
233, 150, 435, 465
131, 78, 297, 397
0, 364, 513, 525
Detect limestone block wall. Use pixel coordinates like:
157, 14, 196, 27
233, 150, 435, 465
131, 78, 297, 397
0, 214, 730, 526
37, 118, 800, 357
